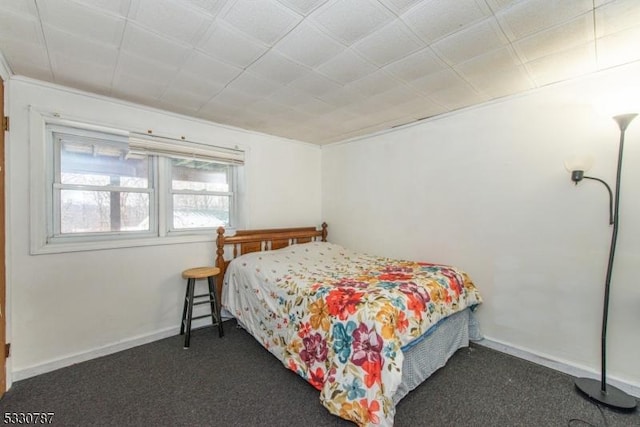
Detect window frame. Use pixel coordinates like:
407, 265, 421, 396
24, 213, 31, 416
29, 108, 244, 255
49, 125, 158, 242
165, 158, 236, 235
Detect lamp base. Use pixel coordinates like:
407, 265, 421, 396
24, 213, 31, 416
575, 377, 638, 410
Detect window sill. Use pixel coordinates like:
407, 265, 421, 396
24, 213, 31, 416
30, 230, 235, 255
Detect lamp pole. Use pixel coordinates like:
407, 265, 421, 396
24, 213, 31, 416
573, 113, 638, 410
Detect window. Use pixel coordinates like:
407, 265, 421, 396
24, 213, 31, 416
32, 115, 244, 253
170, 159, 233, 230
53, 128, 154, 237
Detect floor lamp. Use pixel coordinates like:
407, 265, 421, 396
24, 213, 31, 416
566, 113, 638, 410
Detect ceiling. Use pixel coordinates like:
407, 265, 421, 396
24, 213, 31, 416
1, 0, 639, 145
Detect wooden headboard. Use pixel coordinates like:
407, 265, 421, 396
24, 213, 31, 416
214, 223, 328, 302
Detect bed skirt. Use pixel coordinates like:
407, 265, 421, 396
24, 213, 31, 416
393, 308, 481, 403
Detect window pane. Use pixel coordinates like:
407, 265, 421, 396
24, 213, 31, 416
60, 190, 150, 233
172, 194, 229, 229
171, 159, 229, 192
60, 139, 149, 188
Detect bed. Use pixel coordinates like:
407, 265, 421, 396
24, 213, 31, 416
215, 224, 482, 427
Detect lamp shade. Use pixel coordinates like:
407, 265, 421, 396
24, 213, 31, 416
564, 155, 594, 173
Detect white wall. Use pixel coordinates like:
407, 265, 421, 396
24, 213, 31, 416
6, 78, 321, 382
322, 61, 640, 390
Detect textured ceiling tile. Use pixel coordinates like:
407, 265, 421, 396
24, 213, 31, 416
1, 0, 637, 145
275, 125, 321, 143
485, 0, 525, 12
596, 25, 640, 69
210, 88, 259, 109
276, 0, 328, 15
497, 0, 593, 40
595, 0, 640, 37
514, 15, 594, 62
246, 99, 292, 115
431, 17, 509, 66
367, 84, 418, 108
378, 0, 423, 14
270, 108, 315, 124
44, 28, 117, 90
164, 71, 224, 99
430, 84, 488, 111
526, 42, 597, 86
311, 0, 395, 45
70, 0, 131, 17
295, 98, 335, 114
226, 72, 284, 97
330, 111, 384, 133
181, 0, 230, 16
267, 85, 312, 106
50, 52, 115, 89
55, 76, 112, 97
121, 24, 191, 66
161, 82, 220, 111
382, 47, 447, 82
0, 38, 52, 80
374, 113, 421, 131
0, 0, 38, 16
132, 0, 212, 44
221, 0, 302, 45
311, 109, 361, 132
156, 102, 203, 118
247, 50, 310, 84
198, 98, 242, 119
316, 86, 367, 107
115, 51, 178, 84
37, 0, 125, 46
198, 23, 269, 68
402, 0, 491, 44
343, 101, 384, 118
180, 51, 242, 86
316, 49, 377, 84
248, 99, 291, 119
391, 95, 445, 121
347, 69, 405, 97
417, 70, 473, 93
274, 22, 345, 67
288, 72, 343, 96
455, 46, 523, 78
460, 64, 533, 98
112, 72, 168, 99
0, 8, 43, 44
352, 19, 423, 67
215, 114, 259, 130
338, 112, 387, 132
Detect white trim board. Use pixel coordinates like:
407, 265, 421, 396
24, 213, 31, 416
476, 337, 640, 399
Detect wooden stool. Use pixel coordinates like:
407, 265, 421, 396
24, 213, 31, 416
180, 267, 224, 348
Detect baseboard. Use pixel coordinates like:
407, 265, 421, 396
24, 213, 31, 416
11, 326, 180, 382
476, 337, 640, 399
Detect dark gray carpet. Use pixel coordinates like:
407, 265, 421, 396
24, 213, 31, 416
1, 320, 638, 426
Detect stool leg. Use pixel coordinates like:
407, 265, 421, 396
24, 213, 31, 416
179, 278, 190, 336
208, 276, 224, 338
184, 278, 196, 348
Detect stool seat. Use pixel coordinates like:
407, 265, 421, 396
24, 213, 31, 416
179, 266, 224, 348
182, 266, 220, 280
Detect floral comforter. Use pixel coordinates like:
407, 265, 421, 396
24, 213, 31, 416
222, 242, 482, 426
